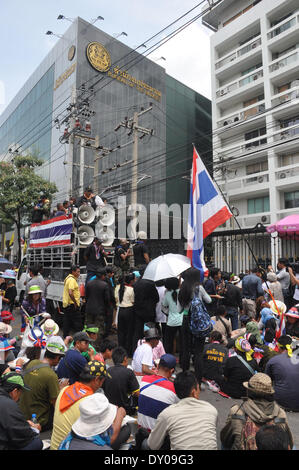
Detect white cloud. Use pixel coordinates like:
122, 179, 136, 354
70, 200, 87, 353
149, 22, 212, 99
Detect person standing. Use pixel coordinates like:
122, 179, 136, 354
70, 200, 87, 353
223, 275, 243, 331
133, 231, 150, 269
115, 273, 135, 357
132, 274, 160, 351
62, 266, 82, 338
114, 239, 131, 280
203, 268, 223, 316
85, 268, 111, 348
276, 258, 291, 309
84, 238, 107, 284
241, 267, 264, 319
162, 278, 183, 359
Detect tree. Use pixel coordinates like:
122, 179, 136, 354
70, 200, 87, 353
0, 155, 57, 264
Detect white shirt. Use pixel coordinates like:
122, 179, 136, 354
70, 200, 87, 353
155, 286, 167, 323
132, 342, 154, 374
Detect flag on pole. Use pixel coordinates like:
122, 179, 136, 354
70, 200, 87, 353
187, 146, 232, 277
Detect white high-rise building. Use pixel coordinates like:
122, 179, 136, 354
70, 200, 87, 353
202, 0, 299, 273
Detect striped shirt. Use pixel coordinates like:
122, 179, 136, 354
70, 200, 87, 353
137, 375, 179, 431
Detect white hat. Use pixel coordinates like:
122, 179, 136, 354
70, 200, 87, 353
137, 231, 147, 240
41, 319, 59, 337
231, 276, 240, 284
72, 393, 117, 438
0, 322, 12, 335
269, 300, 286, 315
46, 335, 67, 355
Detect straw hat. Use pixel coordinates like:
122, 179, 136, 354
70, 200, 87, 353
72, 393, 117, 437
269, 300, 286, 315
243, 373, 274, 396
41, 319, 59, 337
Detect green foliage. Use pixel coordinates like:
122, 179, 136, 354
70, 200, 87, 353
0, 155, 57, 226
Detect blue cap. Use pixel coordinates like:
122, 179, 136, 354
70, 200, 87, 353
159, 354, 176, 370
133, 270, 141, 278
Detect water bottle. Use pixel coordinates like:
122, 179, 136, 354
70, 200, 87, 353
31, 414, 40, 434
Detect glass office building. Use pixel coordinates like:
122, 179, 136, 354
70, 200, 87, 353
0, 17, 211, 210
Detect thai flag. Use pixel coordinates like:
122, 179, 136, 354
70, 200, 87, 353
29, 214, 73, 248
187, 147, 232, 277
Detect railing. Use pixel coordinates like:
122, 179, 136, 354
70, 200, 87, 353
269, 51, 298, 73
273, 123, 299, 142
271, 85, 299, 107
217, 101, 265, 128
276, 163, 299, 181
224, 170, 269, 193
215, 37, 261, 70
268, 12, 298, 40
216, 68, 263, 98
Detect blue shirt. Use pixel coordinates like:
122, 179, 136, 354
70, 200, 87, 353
56, 349, 87, 385
242, 274, 264, 300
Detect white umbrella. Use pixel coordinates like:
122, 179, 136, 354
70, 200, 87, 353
142, 253, 191, 282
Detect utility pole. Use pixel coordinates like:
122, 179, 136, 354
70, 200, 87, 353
115, 106, 154, 240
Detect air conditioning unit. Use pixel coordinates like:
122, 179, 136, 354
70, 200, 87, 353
253, 74, 259, 80
273, 63, 279, 71
220, 88, 228, 96
257, 176, 265, 183
261, 215, 270, 224
252, 42, 257, 49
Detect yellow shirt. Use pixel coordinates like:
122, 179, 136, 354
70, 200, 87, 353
50, 386, 89, 450
62, 274, 80, 308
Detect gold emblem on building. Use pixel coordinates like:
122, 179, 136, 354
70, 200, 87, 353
86, 42, 111, 72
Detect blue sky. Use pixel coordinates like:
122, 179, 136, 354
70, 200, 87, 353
0, 0, 212, 114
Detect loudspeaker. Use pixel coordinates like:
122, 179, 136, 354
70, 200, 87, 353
97, 206, 115, 226
77, 225, 95, 245
78, 205, 95, 224
95, 223, 114, 246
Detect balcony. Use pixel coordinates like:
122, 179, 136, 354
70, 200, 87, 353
273, 123, 299, 143
223, 170, 269, 197
216, 68, 263, 100
271, 83, 299, 108
237, 212, 271, 228
215, 36, 262, 72
269, 51, 299, 75
217, 131, 268, 160
276, 162, 299, 184
217, 100, 265, 129
268, 11, 299, 43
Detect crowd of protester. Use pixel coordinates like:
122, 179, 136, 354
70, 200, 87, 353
1, 250, 299, 451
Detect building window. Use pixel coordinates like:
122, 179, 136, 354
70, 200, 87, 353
245, 127, 267, 149
248, 196, 270, 214
246, 161, 268, 175
279, 153, 299, 167
284, 191, 299, 209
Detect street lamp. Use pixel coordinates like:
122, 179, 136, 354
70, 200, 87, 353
57, 14, 74, 22
90, 16, 104, 25
113, 31, 128, 39
45, 31, 63, 38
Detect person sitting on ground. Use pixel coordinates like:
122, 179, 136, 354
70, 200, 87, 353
230, 315, 251, 341
202, 331, 228, 389
19, 334, 67, 432
218, 337, 260, 398
69, 324, 99, 362
255, 424, 292, 451
102, 346, 140, 416
50, 359, 111, 450
285, 306, 299, 339
94, 338, 116, 364
21, 285, 46, 333
135, 323, 166, 366
56, 331, 95, 385
132, 327, 160, 378
137, 354, 178, 436
211, 305, 232, 347
139, 371, 218, 451
220, 373, 293, 450
265, 335, 299, 412
58, 392, 128, 451
0, 372, 43, 450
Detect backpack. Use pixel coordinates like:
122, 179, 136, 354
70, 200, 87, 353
240, 413, 286, 450
189, 289, 213, 338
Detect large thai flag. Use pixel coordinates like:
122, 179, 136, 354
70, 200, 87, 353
29, 214, 73, 248
187, 147, 232, 277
